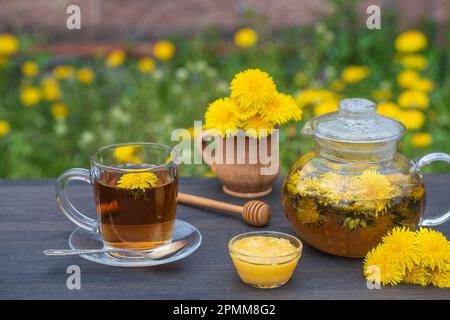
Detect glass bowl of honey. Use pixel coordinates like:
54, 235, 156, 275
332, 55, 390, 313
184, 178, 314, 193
228, 231, 302, 289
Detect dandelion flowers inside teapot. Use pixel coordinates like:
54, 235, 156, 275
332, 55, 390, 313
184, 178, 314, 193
282, 98, 450, 258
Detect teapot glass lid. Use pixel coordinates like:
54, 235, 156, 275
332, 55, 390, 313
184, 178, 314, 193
301, 98, 406, 143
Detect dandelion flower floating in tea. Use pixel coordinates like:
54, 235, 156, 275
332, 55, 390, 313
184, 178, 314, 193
116, 172, 158, 192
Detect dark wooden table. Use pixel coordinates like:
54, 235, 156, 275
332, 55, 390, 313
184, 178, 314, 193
1, 175, 449, 300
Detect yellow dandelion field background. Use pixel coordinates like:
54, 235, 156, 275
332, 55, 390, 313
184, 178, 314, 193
0, 1, 449, 178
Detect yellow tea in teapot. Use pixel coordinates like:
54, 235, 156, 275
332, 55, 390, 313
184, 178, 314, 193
282, 160, 425, 257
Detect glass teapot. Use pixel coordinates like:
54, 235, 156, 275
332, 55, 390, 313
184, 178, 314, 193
281, 98, 450, 258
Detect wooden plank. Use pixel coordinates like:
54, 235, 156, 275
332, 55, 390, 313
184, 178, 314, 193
0, 175, 449, 299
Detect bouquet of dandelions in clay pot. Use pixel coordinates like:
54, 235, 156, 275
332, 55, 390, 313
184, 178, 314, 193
200, 68, 303, 198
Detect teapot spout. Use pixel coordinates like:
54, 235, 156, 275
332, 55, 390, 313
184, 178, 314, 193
301, 119, 316, 136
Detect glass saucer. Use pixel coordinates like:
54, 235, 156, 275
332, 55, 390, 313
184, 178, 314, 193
68, 219, 202, 267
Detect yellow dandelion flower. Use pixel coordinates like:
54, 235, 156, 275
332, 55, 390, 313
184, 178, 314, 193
230, 68, 277, 111
116, 172, 158, 191
397, 70, 420, 88
50, 103, 69, 120
21, 61, 39, 78
382, 227, 419, 271
41, 77, 62, 101
105, 50, 126, 68
234, 28, 258, 48
296, 89, 335, 108
396, 110, 425, 130
330, 79, 346, 92
317, 172, 354, 203
0, 34, 19, 55
153, 40, 175, 61
430, 268, 450, 288
313, 98, 339, 116
372, 88, 392, 102
286, 171, 301, 196
137, 57, 156, 73
416, 228, 450, 271
297, 176, 322, 197
395, 30, 427, 53
77, 67, 95, 84
260, 92, 301, 125
0, 120, 11, 137
411, 78, 433, 93
297, 198, 321, 224
376, 102, 402, 119
398, 90, 429, 109
404, 265, 431, 286
53, 65, 75, 79
399, 54, 428, 70
341, 65, 369, 84
20, 86, 41, 107
204, 97, 240, 137
113, 146, 143, 164
243, 115, 274, 139
363, 245, 405, 286
411, 132, 432, 148
354, 169, 401, 215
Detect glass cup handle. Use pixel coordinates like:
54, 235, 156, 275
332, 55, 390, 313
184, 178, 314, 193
55, 168, 99, 233
413, 152, 450, 227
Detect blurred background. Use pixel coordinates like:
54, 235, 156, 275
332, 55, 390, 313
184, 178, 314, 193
0, 0, 449, 178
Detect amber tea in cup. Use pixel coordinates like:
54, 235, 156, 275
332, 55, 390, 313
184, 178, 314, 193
56, 142, 178, 254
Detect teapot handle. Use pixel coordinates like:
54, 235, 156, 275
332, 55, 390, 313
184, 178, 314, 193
413, 152, 450, 226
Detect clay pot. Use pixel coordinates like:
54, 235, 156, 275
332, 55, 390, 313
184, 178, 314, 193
197, 130, 280, 198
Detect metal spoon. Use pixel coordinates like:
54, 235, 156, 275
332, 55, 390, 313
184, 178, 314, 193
43, 240, 188, 260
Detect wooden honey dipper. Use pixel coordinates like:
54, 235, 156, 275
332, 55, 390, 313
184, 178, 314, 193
177, 192, 271, 227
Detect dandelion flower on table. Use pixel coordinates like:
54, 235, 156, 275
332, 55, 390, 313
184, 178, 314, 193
429, 268, 450, 288
204, 97, 240, 137
41, 77, 62, 101
53, 65, 75, 79
20, 86, 41, 107
0, 34, 19, 55
341, 65, 369, 84
77, 67, 95, 84
152, 40, 175, 61
137, 57, 156, 73
404, 265, 431, 286
363, 244, 405, 286
117, 173, 158, 191
396, 110, 425, 130
416, 228, 450, 271
242, 115, 274, 139
50, 103, 69, 120
105, 50, 126, 68
395, 30, 427, 53
411, 132, 432, 148
21, 61, 39, 78
234, 28, 258, 48
0, 120, 11, 137
230, 68, 277, 111
381, 227, 419, 272
260, 92, 301, 125
398, 90, 429, 109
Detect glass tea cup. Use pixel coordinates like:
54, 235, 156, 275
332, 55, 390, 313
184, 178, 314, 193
56, 142, 178, 255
